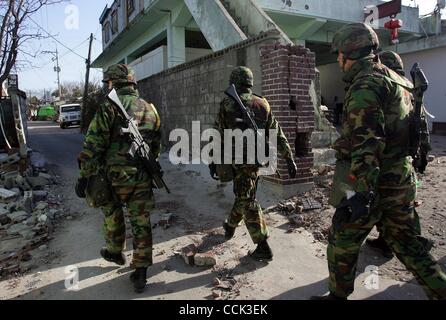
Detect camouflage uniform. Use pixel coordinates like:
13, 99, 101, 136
215, 67, 295, 245
78, 65, 161, 269
368, 51, 433, 250
326, 24, 446, 300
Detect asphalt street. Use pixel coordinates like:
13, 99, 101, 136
27, 121, 84, 180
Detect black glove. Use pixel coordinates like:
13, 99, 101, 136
414, 154, 428, 174
209, 164, 219, 181
75, 177, 88, 198
286, 158, 297, 179
338, 191, 375, 223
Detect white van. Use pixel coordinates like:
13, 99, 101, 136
59, 104, 81, 129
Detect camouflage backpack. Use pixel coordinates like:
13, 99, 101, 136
216, 164, 235, 183
85, 170, 113, 208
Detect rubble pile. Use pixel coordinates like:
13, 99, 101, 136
267, 186, 332, 241
211, 273, 239, 300
0, 151, 64, 278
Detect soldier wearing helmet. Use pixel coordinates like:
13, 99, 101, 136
378, 50, 405, 75
76, 64, 161, 293
313, 23, 446, 300
210, 66, 297, 261
365, 50, 434, 259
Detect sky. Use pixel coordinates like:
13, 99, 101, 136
17, 0, 445, 95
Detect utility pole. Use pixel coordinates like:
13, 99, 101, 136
81, 33, 94, 133
42, 48, 62, 101
55, 47, 61, 99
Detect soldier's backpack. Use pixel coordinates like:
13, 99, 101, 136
85, 170, 113, 208
216, 164, 235, 183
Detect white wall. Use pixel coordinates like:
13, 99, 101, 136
401, 47, 446, 126
129, 46, 167, 81
129, 46, 214, 81
317, 62, 345, 108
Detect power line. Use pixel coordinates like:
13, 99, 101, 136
35, 37, 91, 70
28, 16, 87, 60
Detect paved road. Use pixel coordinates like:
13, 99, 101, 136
0, 121, 428, 300
27, 121, 83, 180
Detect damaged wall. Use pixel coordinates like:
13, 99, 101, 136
138, 31, 317, 188
259, 44, 316, 187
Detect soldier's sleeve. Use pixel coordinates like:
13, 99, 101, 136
265, 99, 293, 160
346, 81, 386, 193
214, 98, 228, 131
78, 103, 114, 178
139, 102, 162, 158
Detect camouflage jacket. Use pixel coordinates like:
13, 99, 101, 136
79, 86, 161, 178
215, 90, 293, 164
333, 56, 415, 193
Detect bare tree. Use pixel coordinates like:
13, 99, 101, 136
0, 0, 64, 95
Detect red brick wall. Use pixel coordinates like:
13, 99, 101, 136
260, 44, 316, 185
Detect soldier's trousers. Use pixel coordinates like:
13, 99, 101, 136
227, 166, 269, 244
102, 166, 154, 268
328, 181, 446, 300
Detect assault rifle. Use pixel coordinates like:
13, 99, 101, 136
225, 84, 260, 134
107, 89, 171, 193
410, 63, 429, 174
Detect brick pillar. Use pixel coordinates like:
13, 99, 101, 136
260, 43, 316, 188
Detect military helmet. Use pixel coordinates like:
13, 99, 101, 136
332, 23, 380, 60
378, 50, 404, 73
230, 66, 254, 89
103, 64, 137, 85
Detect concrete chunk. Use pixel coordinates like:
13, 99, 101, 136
7, 211, 29, 223
194, 253, 217, 267
35, 202, 48, 211
181, 244, 197, 266
0, 188, 18, 201
26, 176, 50, 189
15, 175, 32, 191
7, 223, 30, 235
159, 213, 173, 229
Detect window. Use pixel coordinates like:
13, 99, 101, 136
111, 10, 118, 34
61, 105, 81, 113
127, 0, 135, 16
103, 22, 111, 43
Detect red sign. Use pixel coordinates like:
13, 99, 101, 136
365, 0, 402, 20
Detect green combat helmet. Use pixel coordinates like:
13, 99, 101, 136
230, 66, 254, 90
332, 23, 380, 60
378, 50, 405, 75
102, 64, 137, 85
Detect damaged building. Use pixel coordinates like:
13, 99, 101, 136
0, 75, 29, 173
91, 0, 446, 195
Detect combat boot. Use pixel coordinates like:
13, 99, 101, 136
130, 267, 147, 294
249, 240, 273, 261
419, 236, 434, 253
310, 293, 347, 301
223, 221, 236, 240
100, 248, 126, 266
366, 237, 394, 259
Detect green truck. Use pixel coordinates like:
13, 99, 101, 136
36, 105, 57, 121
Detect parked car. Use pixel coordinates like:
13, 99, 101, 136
59, 104, 81, 129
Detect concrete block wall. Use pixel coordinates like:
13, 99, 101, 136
260, 44, 316, 186
137, 33, 269, 147
137, 32, 316, 186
